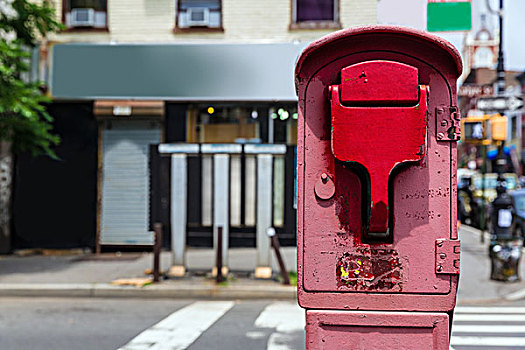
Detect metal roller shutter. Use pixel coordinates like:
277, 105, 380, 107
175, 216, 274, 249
100, 121, 161, 245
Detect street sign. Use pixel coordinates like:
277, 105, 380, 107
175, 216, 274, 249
427, 0, 472, 32
477, 96, 524, 112
458, 84, 493, 98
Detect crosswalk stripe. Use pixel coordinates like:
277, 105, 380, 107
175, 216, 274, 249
118, 301, 234, 350
451, 336, 525, 347
451, 306, 525, 348
454, 314, 525, 322
117, 302, 525, 350
455, 306, 525, 314
453, 325, 525, 333
255, 302, 305, 333
255, 302, 305, 350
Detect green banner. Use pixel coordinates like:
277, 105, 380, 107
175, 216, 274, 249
427, 2, 472, 32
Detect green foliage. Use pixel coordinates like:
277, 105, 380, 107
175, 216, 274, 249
288, 271, 297, 286
0, 0, 63, 157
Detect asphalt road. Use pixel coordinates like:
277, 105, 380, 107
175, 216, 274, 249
0, 298, 187, 350
4, 297, 525, 350
3, 226, 525, 349
0, 298, 305, 350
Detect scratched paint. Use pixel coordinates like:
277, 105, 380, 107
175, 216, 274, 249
402, 187, 450, 200
404, 210, 440, 220
330, 61, 428, 235
296, 26, 461, 315
334, 163, 362, 240
336, 247, 403, 291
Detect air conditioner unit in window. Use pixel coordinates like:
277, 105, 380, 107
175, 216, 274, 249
71, 8, 95, 27
187, 7, 210, 26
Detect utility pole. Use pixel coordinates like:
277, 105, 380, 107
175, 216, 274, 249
487, 0, 523, 282
487, 0, 502, 241
495, 0, 505, 95
493, 0, 507, 221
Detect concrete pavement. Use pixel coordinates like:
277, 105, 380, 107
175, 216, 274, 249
1, 226, 525, 302
0, 247, 297, 299
457, 224, 525, 304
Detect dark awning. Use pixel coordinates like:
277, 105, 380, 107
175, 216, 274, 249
50, 42, 308, 102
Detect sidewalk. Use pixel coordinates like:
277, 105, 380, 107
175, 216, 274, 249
457, 224, 525, 304
2, 226, 525, 302
0, 247, 297, 299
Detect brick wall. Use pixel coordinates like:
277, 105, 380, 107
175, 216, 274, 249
50, 0, 377, 43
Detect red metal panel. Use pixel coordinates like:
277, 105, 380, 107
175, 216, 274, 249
306, 310, 450, 350
435, 239, 461, 275
340, 61, 419, 105
331, 70, 427, 234
296, 26, 461, 312
295, 25, 463, 79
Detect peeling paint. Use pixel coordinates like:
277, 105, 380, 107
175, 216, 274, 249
336, 248, 403, 291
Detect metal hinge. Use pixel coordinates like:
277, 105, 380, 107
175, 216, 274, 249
435, 239, 460, 275
436, 106, 460, 142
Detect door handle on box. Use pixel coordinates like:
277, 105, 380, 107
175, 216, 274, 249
329, 61, 428, 241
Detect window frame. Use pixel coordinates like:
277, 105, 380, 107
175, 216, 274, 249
174, 0, 224, 33
61, 0, 109, 32
290, 0, 341, 30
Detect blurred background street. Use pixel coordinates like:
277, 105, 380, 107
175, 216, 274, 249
1, 225, 525, 349
1, 0, 525, 349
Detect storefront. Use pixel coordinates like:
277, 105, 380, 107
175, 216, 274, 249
12, 42, 306, 250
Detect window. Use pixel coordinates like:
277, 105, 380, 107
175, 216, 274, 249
62, 0, 107, 29
176, 0, 222, 31
189, 106, 259, 144
291, 0, 340, 29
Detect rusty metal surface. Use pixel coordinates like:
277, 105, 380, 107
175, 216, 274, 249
306, 310, 450, 350
336, 247, 404, 291
435, 239, 461, 275
314, 173, 336, 200
296, 26, 461, 312
295, 25, 463, 81
435, 106, 461, 142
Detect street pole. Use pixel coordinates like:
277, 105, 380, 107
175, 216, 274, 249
481, 145, 486, 243
495, 0, 505, 95
487, 1, 522, 281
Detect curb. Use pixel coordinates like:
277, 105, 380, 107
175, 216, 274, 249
0, 283, 297, 300
504, 288, 525, 301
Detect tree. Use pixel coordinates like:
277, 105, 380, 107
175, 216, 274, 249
0, 0, 62, 253
1, 0, 62, 156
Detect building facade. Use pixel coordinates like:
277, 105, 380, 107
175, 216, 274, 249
12, 0, 378, 251
457, 2, 523, 174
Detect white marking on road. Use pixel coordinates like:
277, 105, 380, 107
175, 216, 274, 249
451, 336, 525, 347
255, 302, 305, 333
118, 301, 234, 350
255, 302, 304, 350
454, 314, 525, 322
453, 325, 525, 333
245, 331, 266, 339
505, 288, 525, 301
455, 306, 525, 314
